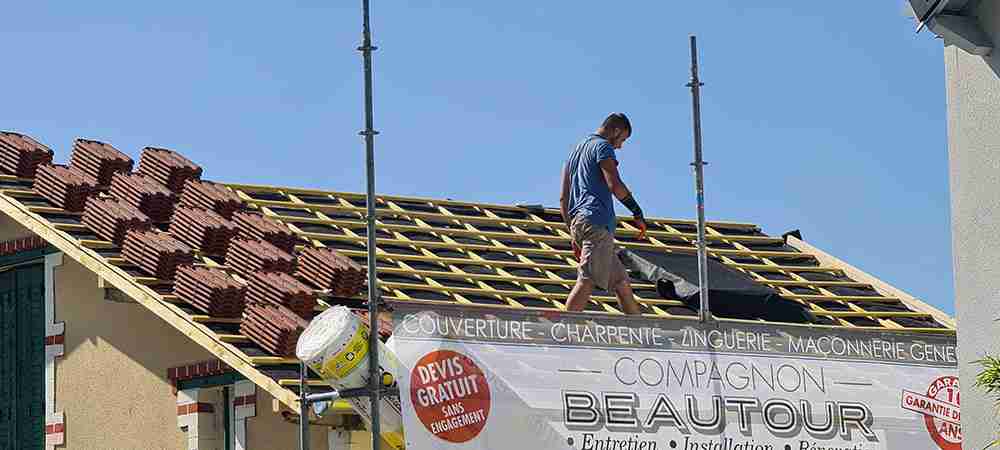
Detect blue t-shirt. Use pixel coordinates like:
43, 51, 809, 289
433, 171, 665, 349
566, 134, 617, 233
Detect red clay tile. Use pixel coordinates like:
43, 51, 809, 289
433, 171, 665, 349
0, 131, 54, 178
70, 139, 133, 186
34, 164, 98, 212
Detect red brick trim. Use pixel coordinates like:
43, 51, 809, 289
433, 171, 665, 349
44, 334, 64, 345
177, 402, 215, 415
45, 423, 65, 435
167, 359, 234, 394
0, 235, 47, 257
233, 394, 256, 407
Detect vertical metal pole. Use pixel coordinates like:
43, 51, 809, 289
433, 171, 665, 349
686, 35, 711, 323
299, 361, 309, 449
359, 0, 382, 449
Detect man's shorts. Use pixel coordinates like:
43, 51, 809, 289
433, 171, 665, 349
571, 215, 628, 291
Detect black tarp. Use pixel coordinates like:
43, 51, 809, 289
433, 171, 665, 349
618, 249, 816, 323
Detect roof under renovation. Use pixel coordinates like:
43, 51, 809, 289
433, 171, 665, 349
0, 131, 956, 411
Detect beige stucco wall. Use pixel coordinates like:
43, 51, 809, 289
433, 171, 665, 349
247, 392, 378, 450
0, 212, 33, 241
54, 255, 214, 449
246, 391, 331, 450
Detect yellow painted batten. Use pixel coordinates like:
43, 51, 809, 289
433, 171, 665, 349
787, 236, 955, 329
227, 182, 761, 228
79, 239, 115, 249
52, 222, 87, 232
250, 356, 300, 366
728, 263, 843, 273
761, 280, 869, 288
278, 379, 329, 387
817, 311, 932, 318
265, 208, 780, 244
377, 266, 581, 286
0, 188, 37, 196
218, 334, 252, 343
189, 315, 243, 324
782, 294, 902, 302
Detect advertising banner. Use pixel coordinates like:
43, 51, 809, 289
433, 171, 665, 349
390, 303, 960, 450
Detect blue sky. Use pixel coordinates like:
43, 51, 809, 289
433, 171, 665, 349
1, 2, 954, 314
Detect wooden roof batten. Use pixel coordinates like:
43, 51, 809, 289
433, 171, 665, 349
0, 171, 957, 413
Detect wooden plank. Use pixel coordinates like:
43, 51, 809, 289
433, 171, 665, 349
79, 239, 115, 249
26, 206, 68, 215
782, 294, 902, 302
342, 250, 576, 271
249, 356, 300, 366
787, 236, 956, 329
278, 379, 329, 387
817, 311, 932, 318
190, 315, 243, 324
727, 263, 844, 273
226, 182, 761, 228
761, 280, 869, 288
218, 334, 252, 343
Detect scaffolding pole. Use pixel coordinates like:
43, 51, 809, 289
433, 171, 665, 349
300, 2, 381, 449
686, 35, 711, 323
359, 0, 383, 448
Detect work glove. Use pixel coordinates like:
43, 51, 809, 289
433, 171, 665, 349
635, 217, 647, 241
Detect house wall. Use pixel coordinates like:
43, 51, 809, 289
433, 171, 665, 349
943, 1, 1000, 447
246, 392, 374, 450
53, 256, 214, 449
0, 212, 33, 241
48, 246, 370, 449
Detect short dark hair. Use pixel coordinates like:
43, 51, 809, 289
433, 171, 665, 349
601, 112, 632, 136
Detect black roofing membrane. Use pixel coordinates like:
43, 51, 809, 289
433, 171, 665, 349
620, 249, 816, 324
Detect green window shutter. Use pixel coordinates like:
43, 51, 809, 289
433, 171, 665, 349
0, 264, 45, 449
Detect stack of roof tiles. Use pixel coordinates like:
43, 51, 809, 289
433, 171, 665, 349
180, 180, 244, 219
170, 205, 239, 256
240, 303, 307, 357
0, 131, 54, 178
69, 139, 134, 186
138, 147, 202, 193
356, 310, 394, 339
110, 173, 178, 222
34, 164, 98, 212
247, 272, 317, 319
175, 266, 247, 318
122, 230, 194, 280
82, 197, 153, 246
296, 247, 365, 297
226, 238, 295, 279
232, 212, 299, 254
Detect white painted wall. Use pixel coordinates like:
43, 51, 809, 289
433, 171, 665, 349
943, 1, 1000, 447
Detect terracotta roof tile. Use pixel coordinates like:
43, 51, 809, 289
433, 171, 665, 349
34, 164, 98, 212
138, 147, 202, 193
70, 139, 134, 186
0, 131, 54, 178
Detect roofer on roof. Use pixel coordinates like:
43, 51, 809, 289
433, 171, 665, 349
560, 112, 647, 315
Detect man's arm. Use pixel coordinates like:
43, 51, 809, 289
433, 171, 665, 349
559, 162, 572, 230
599, 159, 647, 237
599, 159, 631, 200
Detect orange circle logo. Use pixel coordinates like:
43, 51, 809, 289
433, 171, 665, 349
409, 350, 491, 443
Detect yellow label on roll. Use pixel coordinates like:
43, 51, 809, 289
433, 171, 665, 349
318, 326, 369, 379
383, 430, 406, 450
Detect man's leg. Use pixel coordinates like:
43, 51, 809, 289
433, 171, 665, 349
566, 278, 595, 312
612, 279, 642, 315
567, 215, 596, 312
